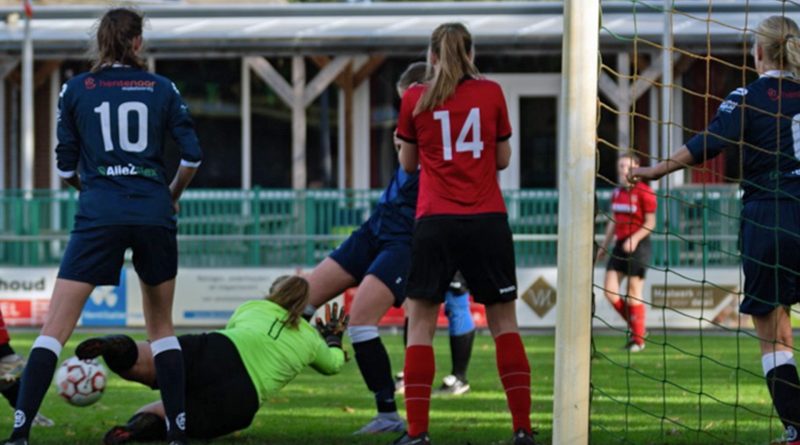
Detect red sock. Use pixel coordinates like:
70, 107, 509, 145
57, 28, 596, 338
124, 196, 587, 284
0, 310, 9, 345
628, 304, 646, 344
611, 299, 629, 322
495, 332, 531, 433
404, 345, 435, 437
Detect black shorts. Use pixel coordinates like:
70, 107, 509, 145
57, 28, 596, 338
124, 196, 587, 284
173, 333, 260, 440
607, 237, 652, 278
58, 225, 177, 286
406, 214, 517, 305
739, 200, 800, 315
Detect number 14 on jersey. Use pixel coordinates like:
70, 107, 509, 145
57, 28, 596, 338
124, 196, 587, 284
434, 108, 484, 160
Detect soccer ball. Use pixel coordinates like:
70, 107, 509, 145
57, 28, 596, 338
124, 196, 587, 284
54, 357, 106, 407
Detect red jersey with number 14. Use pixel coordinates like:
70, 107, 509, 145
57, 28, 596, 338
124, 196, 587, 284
611, 182, 657, 241
396, 78, 512, 218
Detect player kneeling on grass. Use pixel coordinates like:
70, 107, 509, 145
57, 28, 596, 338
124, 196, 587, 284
74, 276, 348, 444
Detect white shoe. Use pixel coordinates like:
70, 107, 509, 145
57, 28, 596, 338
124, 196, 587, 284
394, 372, 405, 394
0, 354, 25, 390
435, 374, 470, 395
625, 340, 645, 353
354, 414, 406, 434
32, 413, 55, 427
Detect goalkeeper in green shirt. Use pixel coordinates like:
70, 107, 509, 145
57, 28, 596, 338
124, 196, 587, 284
74, 275, 348, 444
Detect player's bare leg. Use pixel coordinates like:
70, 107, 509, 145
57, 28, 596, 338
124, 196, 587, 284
603, 270, 629, 324
304, 258, 357, 318
350, 275, 405, 434
485, 301, 535, 445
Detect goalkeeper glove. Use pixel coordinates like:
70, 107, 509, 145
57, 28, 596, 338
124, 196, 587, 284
315, 302, 349, 349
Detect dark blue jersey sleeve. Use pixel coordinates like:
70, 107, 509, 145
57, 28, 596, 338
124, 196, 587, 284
55, 82, 80, 178
167, 82, 203, 167
685, 88, 747, 163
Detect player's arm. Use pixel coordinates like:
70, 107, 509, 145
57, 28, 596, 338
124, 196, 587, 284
310, 303, 349, 375
632, 88, 745, 182
398, 141, 418, 173
54, 82, 81, 191
596, 219, 616, 263
166, 82, 202, 211
628, 212, 656, 248
496, 140, 511, 170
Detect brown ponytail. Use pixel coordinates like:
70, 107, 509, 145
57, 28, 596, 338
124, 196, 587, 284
414, 23, 480, 115
396, 61, 429, 95
266, 275, 310, 329
91, 8, 146, 73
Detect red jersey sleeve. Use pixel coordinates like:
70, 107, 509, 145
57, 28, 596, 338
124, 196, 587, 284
495, 83, 512, 141
397, 86, 422, 143
639, 184, 657, 213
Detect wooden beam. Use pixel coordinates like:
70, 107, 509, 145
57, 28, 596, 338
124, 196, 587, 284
342, 64, 354, 189
247, 56, 294, 108
0, 59, 18, 79
303, 56, 351, 108
631, 55, 663, 102
598, 70, 625, 108
353, 55, 386, 88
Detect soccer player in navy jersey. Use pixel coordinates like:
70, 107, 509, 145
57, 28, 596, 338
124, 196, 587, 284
632, 16, 800, 445
395, 23, 533, 445
5, 9, 201, 445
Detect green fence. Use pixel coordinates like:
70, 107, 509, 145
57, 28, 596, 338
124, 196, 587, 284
0, 187, 741, 268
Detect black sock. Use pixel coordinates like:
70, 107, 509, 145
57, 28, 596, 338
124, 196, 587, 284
10, 337, 61, 441
353, 337, 397, 413
1, 381, 19, 408
767, 364, 800, 438
0, 343, 14, 359
102, 335, 139, 374
403, 317, 409, 348
151, 337, 186, 442
450, 330, 475, 383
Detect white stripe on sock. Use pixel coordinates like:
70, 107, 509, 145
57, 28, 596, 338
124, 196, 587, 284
150, 336, 181, 357
762, 351, 796, 376
32, 335, 62, 356
348, 325, 379, 344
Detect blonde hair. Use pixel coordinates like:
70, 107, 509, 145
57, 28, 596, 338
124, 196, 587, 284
414, 23, 480, 115
266, 275, 309, 329
753, 16, 800, 73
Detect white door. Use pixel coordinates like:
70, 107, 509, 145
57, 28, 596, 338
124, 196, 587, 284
487, 74, 561, 190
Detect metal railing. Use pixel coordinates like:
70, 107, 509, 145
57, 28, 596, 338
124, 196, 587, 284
0, 186, 742, 268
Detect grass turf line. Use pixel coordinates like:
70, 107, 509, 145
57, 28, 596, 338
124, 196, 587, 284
0, 332, 782, 444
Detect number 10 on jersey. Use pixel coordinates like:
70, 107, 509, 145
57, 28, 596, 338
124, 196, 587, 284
434, 107, 484, 160
94, 101, 148, 153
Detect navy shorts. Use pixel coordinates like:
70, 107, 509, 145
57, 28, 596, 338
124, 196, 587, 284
329, 224, 411, 307
58, 225, 178, 286
740, 200, 800, 316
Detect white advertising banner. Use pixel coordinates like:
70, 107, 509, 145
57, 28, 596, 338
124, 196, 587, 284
126, 268, 298, 327
0, 268, 56, 326
515, 267, 742, 329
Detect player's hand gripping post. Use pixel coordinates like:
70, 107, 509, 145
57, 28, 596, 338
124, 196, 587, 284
316, 302, 349, 349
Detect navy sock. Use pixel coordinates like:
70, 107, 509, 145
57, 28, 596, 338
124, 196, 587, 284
10, 336, 61, 440
403, 317, 409, 348
1, 381, 19, 408
352, 334, 396, 413
0, 343, 14, 359
450, 330, 475, 382
151, 337, 187, 442
767, 364, 800, 439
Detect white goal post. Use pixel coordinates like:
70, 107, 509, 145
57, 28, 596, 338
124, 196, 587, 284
552, 1, 599, 444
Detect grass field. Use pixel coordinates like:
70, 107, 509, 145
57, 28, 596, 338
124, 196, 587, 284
0, 330, 784, 445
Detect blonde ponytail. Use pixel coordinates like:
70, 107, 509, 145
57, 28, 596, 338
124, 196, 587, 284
754, 16, 800, 74
414, 23, 480, 115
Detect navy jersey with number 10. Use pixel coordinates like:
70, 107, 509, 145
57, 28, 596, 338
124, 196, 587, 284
55, 66, 203, 229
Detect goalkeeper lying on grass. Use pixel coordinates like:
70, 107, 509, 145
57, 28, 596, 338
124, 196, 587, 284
73, 275, 348, 444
